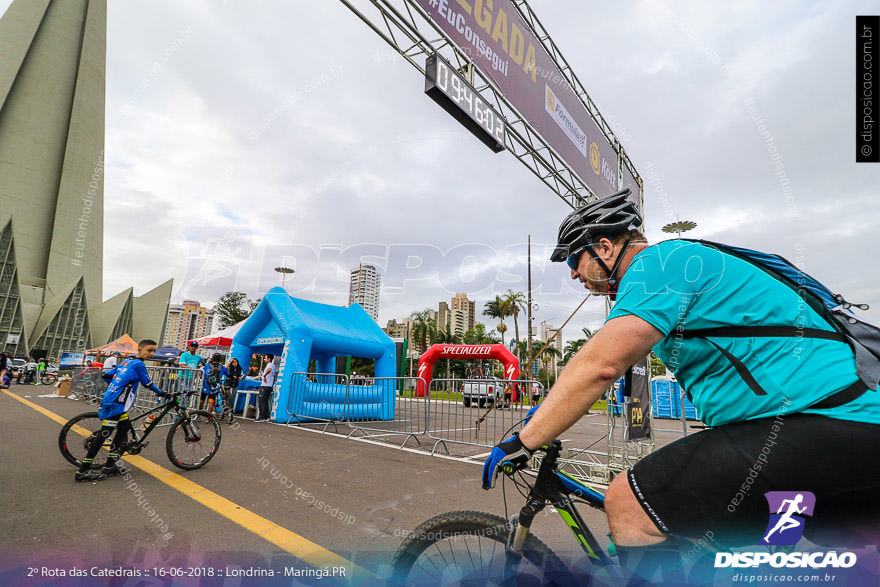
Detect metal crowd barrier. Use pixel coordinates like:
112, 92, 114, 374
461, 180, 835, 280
425, 378, 545, 456
345, 377, 428, 448
283, 373, 349, 432
69, 366, 202, 426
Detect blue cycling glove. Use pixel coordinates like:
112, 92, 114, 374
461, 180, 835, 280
482, 434, 534, 490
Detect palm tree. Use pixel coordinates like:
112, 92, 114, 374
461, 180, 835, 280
563, 339, 586, 363
409, 308, 436, 354
504, 290, 527, 358
482, 295, 511, 346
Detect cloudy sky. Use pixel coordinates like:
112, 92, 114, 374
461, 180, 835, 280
7, 0, 880, 340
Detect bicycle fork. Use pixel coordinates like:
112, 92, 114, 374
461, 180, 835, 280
507, 496, 546, 555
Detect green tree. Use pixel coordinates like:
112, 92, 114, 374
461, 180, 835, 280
504, 290, 527, 358
213, 291, 259, 329
462, 323, 498, 345
410, 308, 439, 354
482, 296, 511, 346
650, 352, 667, 378
563, 339, 586, 363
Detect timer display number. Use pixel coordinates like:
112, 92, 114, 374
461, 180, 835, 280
425, 54, 505, 153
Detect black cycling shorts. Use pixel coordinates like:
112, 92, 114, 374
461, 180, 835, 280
628, 413, 880, 547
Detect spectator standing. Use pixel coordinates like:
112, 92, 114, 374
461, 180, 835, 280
24, 357, 37, 384
225, 357, 243, 391
178, 342, 202, 394
36, 358, 47, 384
103, 352, 120, 370
256, 354, 276, 422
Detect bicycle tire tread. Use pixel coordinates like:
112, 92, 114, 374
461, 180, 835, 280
391, 510, 571, 585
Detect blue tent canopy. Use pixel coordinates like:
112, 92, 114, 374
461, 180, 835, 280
230, 288, 396, 422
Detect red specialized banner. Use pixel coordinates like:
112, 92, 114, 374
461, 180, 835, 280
417, 343, 520, 395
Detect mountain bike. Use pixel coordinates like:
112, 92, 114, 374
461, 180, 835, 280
210, 386, 235, 425
40, 371, 58, 385
391, 437, 620, 585
58, 391, 221, 471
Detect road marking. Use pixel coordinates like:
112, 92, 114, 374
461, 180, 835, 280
3, 390, 374, 580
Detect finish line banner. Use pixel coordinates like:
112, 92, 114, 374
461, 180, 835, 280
416, 0, 621, 196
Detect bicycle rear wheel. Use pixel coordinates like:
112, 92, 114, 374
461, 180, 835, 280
391, 510, 572, 586
166, 410, 221, 470
58, 412, 111, 469
219, 390, 234, 424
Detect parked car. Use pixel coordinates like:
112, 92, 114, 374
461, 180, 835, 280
8, 358, 26, 378
460, 377, 504, 408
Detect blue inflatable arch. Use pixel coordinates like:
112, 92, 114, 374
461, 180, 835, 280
229, 287, 397, 422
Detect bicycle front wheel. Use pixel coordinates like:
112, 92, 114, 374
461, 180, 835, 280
58, 412, 110, 469
166, 410, 221, 470
391, 510, 572, 586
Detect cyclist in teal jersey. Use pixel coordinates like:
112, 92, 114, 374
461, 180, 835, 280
483, 190, 880, 583
178, 341, 202, 394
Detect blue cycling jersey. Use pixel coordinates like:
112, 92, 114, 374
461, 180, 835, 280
201, 363, 229, 395
607, 240, 879, 426
99, 358, 163, 419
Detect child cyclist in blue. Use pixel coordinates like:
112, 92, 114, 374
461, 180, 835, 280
199, 353, 228, 414
74, 339, 165, 482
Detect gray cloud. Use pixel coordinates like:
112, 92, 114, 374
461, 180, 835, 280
3, 0, 878, 337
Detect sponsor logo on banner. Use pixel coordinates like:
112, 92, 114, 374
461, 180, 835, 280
714, 491, 857, 569
441, 345, 492, 356
545, 85, 586, 157
256, 336, 284, 345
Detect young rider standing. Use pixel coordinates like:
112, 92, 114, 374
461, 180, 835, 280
74, 339, 165, 482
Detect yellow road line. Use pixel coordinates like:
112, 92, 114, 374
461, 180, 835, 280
2, 389, 374, 580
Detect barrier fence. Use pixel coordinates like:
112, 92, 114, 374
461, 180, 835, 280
345, 377, 429, 448
425, 378, 545, 455
283, 373, 350, 432
70, 366, 203, 426
65, 369, 670, 483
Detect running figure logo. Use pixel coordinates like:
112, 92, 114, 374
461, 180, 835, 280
759, 491, 816, 545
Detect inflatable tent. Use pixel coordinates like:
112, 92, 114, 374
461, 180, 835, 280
229, 287, 397, 422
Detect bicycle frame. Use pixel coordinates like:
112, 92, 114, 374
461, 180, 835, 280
504, 440, 617, 570
127, 395, 192, 444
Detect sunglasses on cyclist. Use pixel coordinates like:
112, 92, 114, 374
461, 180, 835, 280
566, 243, 598, 271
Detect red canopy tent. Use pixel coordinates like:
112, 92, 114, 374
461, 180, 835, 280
187, 321, 244, 353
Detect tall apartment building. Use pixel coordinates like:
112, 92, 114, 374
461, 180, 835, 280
540, 322, 564, 370
451, 293, 476, 332
349, 264, 381, 321
163, 300, 215, 349
437, 301, 449, 332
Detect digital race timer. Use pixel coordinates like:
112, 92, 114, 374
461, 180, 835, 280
425, 53, 506, 153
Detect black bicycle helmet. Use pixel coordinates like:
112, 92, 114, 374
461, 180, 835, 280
550, 188, 642, 262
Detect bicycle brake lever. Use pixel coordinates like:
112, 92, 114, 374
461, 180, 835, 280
500, 454, 530, 475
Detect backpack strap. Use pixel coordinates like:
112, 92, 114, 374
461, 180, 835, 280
683, 329, 867, 407
682, 326, 847, 343
809, 380, 868, 410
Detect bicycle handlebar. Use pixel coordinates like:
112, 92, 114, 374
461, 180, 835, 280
499, 439, 562, 478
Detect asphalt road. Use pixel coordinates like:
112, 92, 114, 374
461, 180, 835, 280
0, 383, 626, 585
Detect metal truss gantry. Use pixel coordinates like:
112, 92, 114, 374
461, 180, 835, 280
337, 0, 641, 210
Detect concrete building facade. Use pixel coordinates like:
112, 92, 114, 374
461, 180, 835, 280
163, 300, 215, 349
450, 293, 476, 332
349, 264, 381, 321
0, 0, 171, 358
